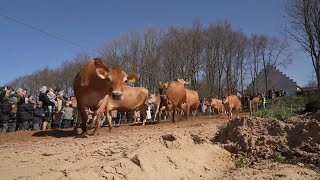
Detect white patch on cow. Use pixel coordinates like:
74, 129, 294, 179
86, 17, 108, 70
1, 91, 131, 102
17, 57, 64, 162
146, 105, 152, 120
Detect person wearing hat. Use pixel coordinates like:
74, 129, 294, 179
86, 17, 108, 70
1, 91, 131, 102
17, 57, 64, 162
38, 86, 55, 130
33, 101, 45, 131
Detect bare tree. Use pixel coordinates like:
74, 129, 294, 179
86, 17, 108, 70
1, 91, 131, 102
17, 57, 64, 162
260, 36, 292, 92
284, 0, 320, 88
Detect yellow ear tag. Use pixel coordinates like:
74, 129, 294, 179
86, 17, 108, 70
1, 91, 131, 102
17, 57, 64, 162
98, 74, 106, 79
128, 78, 136, 83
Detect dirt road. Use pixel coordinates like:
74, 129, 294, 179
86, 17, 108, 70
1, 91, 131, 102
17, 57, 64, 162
0, 116, 318, 180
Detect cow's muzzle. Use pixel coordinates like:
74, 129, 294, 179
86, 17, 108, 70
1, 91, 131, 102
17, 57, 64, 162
112, 91, 123, 99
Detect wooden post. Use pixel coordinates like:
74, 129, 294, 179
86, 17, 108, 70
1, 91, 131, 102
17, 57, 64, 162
249, 100, 252, 116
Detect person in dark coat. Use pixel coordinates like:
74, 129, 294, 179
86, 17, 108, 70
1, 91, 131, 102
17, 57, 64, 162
7, 96, 18, 132
16, 98, 33, 131
33, 101, 45, 131
0, 98, 13, 133
38, 86, 55, 130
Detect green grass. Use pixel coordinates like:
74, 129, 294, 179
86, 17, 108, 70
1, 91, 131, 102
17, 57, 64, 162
217, 123, 227, 132
236, 156, 249, 168
253, 96, 306, 120
273, 153, 285, 163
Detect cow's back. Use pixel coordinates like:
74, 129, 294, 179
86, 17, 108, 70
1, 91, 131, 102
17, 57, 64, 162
186, 89, 199, 109
166, 81, 186, 107
108, 86, 149, 112
211, 98, 224, 110
225, 95, 241, 110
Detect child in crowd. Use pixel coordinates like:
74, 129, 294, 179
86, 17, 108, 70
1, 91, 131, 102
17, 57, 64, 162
61, 102, 74, 128
47, 87, 57, 114
33, 101, 45, 131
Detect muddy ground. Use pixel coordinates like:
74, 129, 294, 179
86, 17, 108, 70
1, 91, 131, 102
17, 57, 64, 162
0, 115, 319, 180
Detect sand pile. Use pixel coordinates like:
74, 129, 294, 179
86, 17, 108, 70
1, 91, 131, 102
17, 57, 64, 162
215, 115, 320, 168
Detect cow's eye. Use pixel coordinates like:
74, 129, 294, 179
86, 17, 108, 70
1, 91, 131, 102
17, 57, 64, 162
124, 80, 128, 84
106, 77, 112, 82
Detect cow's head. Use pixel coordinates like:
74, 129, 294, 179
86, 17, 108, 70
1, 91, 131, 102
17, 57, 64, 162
176, 78, 189, 85
94, 59, 138, 99
158, 82, 169, 98
147, 94, 156, 104
221, 95, 228, 105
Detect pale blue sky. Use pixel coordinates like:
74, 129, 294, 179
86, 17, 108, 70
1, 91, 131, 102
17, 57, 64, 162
0, 0, 313, 86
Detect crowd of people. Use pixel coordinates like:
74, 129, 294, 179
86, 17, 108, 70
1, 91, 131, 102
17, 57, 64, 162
0, 86, 75, 133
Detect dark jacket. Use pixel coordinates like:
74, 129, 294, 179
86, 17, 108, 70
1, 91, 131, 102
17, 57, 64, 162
39, 93, 55, 116
33, 107, 45, 124
16, 103, 33, 123
0, 99, 12, 124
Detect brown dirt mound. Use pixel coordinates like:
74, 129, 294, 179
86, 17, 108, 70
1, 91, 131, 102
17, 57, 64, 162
214, 115, 320, 168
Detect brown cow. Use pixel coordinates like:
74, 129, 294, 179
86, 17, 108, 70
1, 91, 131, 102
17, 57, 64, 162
211, 98, 224, 116
175, 79, 199, 117
159, 80, 186, 123
73, 58, 137, 135
94, 86, 149, 132
223, 94, 241, 119
184, 89, 199, 117
250, 96, 260, 112
147, 93, 161, 122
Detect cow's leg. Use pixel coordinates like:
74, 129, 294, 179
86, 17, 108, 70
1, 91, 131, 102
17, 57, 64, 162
105, 110, 112, 131
91, 95, 109, 135
154, 104, 160, 123
172, 106, 176, 123
74, 104, 88, 135
141, 105, 149, 127
92, 111, 102, 136
73, 108, 81, 132
185, 105, 190, 119
133, 111, 137, 123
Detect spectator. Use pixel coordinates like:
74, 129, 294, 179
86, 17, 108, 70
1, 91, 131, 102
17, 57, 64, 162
0, 97, 14, 132
0, 86, 6, 102
27, 95, 36, 108
16, 88, 26, 104
47, 87, 57, 115
61, 102, 74, 128
33, 101, 45, 131
201, 98, 208, 114
53, 91, 66, 129
16, 95, 33, 131
38, 86, 55, 130
7, 96, 18, 132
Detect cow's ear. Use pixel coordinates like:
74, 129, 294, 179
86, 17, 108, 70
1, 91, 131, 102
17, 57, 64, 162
94, 58, 109, 70
159, 82, 163, 86
96, 68, 108, 79
164, 82, 169, 89
127, 73, 138, 83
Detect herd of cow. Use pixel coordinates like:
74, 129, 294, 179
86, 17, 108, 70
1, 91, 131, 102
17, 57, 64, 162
72, 58, 242, 136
